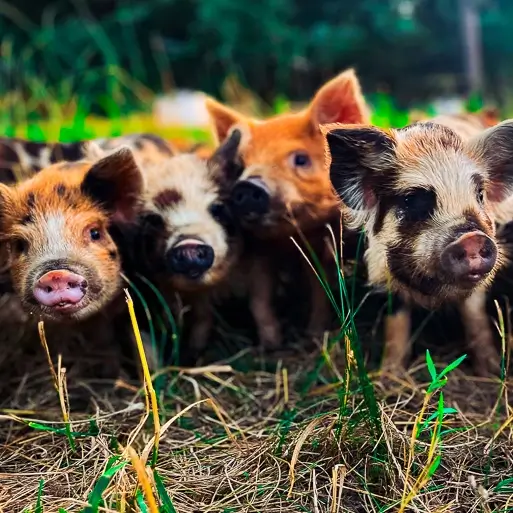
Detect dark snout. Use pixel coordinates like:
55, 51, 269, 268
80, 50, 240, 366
231, 177, 270, 220
167, 239, 214, 279
441, 231, 497, 284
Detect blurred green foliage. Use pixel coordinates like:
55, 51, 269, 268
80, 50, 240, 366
1, 0, 513, 123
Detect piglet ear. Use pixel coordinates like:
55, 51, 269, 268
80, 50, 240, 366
205, 97, 246, 144
207, 128, 244, 188
81, 146, 144, 223
322, 123, 396, 214
467, 119, 513, 203
309, 69, 370, 129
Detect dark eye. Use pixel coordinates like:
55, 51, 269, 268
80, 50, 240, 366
90, 228, 101, 241
396, 188, 436, 223
13, 238, 28, 254
477, 187, 485, 204
209, 201, 236, 234
288, 151, 312, 170
210, 202, 231, 224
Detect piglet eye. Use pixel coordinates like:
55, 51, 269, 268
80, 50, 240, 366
477, 187, 485, 204
288, 151, 312, 171
209, 202, 232, 225
13, 238, 28, 254
397, 188, 436, 223
90, 228, 101, 241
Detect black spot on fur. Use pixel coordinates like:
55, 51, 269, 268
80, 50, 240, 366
55, 183, 67, 197
24, 141, 47, 158
49, 143, 85, 164
0, 143, 20, 184
109, 250, 118, 260
154, 189, 183, 209
387, 242, 441, 297
21, 212, 34, 224
27, 193, 35, 208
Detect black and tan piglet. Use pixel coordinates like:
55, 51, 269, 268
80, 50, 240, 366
322, 119, 513, 375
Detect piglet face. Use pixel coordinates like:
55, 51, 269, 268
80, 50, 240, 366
140, 129, 243, 291
324, 120, 513, 308
206, 69, 370, 238
0, 147, 143, 322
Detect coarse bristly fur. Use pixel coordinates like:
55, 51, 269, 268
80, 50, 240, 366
0, 133, 175, 184
323, 118, 513, 376
204, 68, 370, 349
91, 130, 245, 363
0, 146, 144, 376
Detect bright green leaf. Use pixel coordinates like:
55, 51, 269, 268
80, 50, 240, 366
425, 349, 437, 382
426, 454, 442, 479
438, 354, 467, 379
154, 470, 177, 513
81, 461, 127, 513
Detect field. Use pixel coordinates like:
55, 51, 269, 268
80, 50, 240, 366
1, 70, 513, 513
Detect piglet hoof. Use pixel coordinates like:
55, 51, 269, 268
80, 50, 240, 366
472, 346, 502, 378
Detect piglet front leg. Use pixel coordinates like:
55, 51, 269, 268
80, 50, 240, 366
248, 255, 282, 350
381, 294, 412, 373
459, 289, 501, 376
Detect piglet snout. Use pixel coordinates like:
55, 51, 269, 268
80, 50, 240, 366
33, 270, 88, 308
441, 231, 497, 283
167, 239, 214, 278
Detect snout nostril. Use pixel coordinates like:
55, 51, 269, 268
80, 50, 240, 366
45, 286, 52, 293
452, 247, 466, 262
480, 247, 492, 259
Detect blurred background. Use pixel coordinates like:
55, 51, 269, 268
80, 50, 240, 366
0, 0, 510, 146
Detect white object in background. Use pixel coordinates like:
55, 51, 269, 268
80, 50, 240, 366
432, 97, 466, 116
153, 90, 211, 127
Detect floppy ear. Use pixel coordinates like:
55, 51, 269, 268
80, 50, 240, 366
81, 146, 144, 223
205, 97, 246, 144
309, 69, 370, 130
468, 119, 513, 203
322, 123, 396, 212
207, 128, 244, 188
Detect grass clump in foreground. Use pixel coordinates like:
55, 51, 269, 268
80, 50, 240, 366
0, 225, 512, 512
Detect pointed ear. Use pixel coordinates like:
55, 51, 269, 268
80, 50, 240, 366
308, 69, 370, 132
468, 119, 513, 203
205, 97, 246, 144
322, 123, 396, 212
81, 146, 144, 223
208, 128, 244, 188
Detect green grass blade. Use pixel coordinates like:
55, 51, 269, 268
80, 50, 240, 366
81, 460, 127, 513
154, 470, 177, 513
135, 489, 150, 512
35, 479, 44, 513
438, 354, 467, 379
425, 349, 437, 382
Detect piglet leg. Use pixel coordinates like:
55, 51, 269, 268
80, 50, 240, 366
381, 294, 412, 372
249, 256, 282, 350
459, 289, 501, 376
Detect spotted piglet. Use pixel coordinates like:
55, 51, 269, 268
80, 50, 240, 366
323, 119, 513, 375
0, 146, 144, 374
113, 129, 244, 363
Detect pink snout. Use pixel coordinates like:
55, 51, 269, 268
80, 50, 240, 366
440, 231, 497, 283
33, 270, 88, 308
